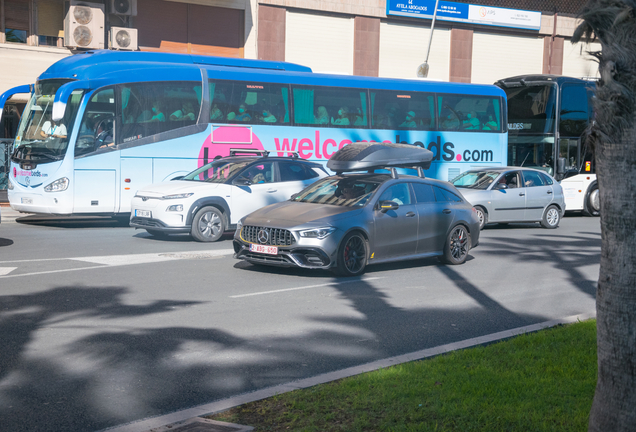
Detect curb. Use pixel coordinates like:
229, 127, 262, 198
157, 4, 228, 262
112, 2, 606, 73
101, 311, 596, 432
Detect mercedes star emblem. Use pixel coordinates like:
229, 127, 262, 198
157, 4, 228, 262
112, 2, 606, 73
257, 229, 269, 244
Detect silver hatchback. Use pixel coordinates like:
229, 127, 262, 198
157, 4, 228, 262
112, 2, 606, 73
451, 167, 565, 230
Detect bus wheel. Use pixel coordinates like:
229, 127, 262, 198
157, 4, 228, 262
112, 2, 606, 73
475, 206, 488, 230
191, 206, 226, 242
584, 185, 600, 217
541, 205, 561, 229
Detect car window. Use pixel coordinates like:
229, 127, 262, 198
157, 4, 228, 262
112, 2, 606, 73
540, 172, 554, 185
495, 171, 521, 189
451, 170, 499, 189
241, 161, 275, 184
433, 186, 462, 202
521, 170, 545, 187
184, 159, 253, 183
379, 183, 412, 205
412, 183, 436, 203
279, 162, 319, 182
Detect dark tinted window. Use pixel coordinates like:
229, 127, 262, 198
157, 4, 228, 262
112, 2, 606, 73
292, 85, 367, 128
504, 84, 556, 134
370, 90, 434, 130
559, 84, 589, 137
438, 94, 502, 132
433, 186, 447, 202
279, 162, 319, 182
379, 183, 412, 205
120, 81, 202, 143
212, 80, 290, 125
412, 183, 436, 203
441, 188, 463, 202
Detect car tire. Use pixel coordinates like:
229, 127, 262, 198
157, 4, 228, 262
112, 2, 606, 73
541, 205, 561, 229
440, 224, 471, 265
474, 206, 488, 230
583, 185, 600, 217
191, 206, 226, 242
333, 231, 368, 277
146, 229, 168, 238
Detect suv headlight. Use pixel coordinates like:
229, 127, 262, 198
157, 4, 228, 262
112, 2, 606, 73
299, 227, 336, 239
166, 204, 183, 212
44, 177, 69, 192
162, 193, 193, 199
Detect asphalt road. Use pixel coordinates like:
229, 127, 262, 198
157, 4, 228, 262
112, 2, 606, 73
0, 210, 600, 432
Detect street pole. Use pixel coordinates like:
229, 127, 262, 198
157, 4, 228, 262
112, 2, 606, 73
417, 0, 441, 78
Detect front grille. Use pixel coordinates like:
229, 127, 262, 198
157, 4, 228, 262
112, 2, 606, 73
241, 225, 296, 246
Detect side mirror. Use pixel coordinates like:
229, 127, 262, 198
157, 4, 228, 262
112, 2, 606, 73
233, 176, 252, 186
378, 200, 399, 213
557, 157, 566, 175
494, 183, 507, 190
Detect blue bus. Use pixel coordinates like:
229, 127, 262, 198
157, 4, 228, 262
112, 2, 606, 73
0, 50, 507, 215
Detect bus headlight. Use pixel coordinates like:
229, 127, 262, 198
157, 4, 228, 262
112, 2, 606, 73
44, 177, 69, 192
7, 179, 13, 190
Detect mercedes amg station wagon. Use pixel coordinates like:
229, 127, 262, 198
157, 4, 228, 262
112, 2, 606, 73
234, 143, 480, 276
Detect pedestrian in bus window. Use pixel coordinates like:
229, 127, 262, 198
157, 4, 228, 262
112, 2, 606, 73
40, 118, 67, 139
482, 114, 498, 130
210, 103, 224, 121
462, 111, 480, 130
149, 101, 166, 122
400, 111, 417, 128
331, 106, 350, 126
353, 107, 366, 126
259, 108, 276, 123
170, 101, 196, 121
314, 106, 329, 125
231, 104, 251, 122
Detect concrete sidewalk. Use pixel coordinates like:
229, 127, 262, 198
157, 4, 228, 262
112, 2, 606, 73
103, 312, 595, 432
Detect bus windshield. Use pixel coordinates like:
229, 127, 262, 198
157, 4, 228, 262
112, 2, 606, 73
12, 79, 82, 163
505, 84, 556, 135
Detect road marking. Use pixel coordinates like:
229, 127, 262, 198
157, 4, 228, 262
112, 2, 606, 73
230, 277, 382, 298
0, 267, 17, 276
0, 249, 234, 279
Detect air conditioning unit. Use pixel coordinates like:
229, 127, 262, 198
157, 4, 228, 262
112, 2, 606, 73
111, 0, 137, 16
110, 27, 138, 50
64, 1, 105, 49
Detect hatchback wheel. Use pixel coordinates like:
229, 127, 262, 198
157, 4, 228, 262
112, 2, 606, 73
541, 205, 561, 229
191, 206, 226, 242
474, 206, 488, 230
584, 186, 600, 217
440, 225, 470, 265
334, 232, 368, 277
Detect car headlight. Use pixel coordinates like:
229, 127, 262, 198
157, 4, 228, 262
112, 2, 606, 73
167, 204, 183, 212
7, 178, 13, 190
162, 193, 193, 199
298, 227, 336, 239
236, 219, 244, 233
44, 177, 69, 192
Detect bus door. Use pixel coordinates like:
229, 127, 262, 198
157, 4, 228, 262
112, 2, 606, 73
120, 157, 153, 213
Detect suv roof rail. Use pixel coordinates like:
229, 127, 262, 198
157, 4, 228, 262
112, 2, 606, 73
287, 152, 299, 158
229, 148, 270, 157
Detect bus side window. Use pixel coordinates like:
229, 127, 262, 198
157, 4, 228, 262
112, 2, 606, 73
292, 85, 367, 128
370, 90, 433, 131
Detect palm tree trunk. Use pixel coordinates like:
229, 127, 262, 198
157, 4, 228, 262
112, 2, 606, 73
574, 1, 636, 430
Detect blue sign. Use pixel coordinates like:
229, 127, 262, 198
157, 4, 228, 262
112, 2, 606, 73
386, 0, 542, 31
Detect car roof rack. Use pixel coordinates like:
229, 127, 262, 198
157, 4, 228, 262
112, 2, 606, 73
327, 142, 433, 178
229, 148, 270, 157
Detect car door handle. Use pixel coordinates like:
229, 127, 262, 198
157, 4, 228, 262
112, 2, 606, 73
267, 188, 277, 193
547, 190, 553, 194
406, 211, 416, 217
443, 209, 452, 214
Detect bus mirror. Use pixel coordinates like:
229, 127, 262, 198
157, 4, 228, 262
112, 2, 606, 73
557, 157, 566, 175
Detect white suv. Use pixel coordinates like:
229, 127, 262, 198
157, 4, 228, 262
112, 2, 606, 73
130, 150, 328, 241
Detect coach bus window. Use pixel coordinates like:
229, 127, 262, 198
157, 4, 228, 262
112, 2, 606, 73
292, 85, 367, 128
370, 90, 434, 130
223, 81, 290, 125
76, 88, 116, 156
120, 82, 201, 144
505, 85, 556, 134
559, 84, 588, 137
438, 95, 502, 132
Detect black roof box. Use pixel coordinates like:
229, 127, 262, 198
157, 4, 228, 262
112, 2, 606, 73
327, 142, 433, 173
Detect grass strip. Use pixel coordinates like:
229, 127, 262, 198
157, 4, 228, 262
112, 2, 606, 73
209, 320, 597, 431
